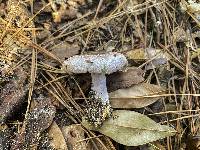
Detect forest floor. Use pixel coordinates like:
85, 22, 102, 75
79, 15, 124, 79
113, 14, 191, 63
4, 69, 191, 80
0, 0, 200, 150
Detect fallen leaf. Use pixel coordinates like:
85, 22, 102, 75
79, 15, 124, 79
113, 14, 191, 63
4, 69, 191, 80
82, 110, 176, 146
48, 121, 68, 150
109, 83, 165, 108
51, 41, 80, 61
107, 67, 144, 92
62, 124, 87, 150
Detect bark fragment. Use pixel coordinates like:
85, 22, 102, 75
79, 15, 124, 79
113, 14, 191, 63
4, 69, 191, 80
11, 96, 56, 149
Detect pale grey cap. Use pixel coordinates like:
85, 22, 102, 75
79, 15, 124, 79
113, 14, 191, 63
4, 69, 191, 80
63, 52, 128, 74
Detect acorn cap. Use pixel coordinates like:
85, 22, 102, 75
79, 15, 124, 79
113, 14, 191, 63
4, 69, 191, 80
64, 52, 128, 74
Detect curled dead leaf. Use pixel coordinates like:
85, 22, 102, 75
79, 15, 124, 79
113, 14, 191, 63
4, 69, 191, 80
109, 83, 165, 108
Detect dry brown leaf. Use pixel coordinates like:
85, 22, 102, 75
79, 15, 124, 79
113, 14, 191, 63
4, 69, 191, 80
48, 121, 68, 150
51, 42, 80, 61
62, 124, 87, 150
109, 83, 165, 108
107, 67, 144, 92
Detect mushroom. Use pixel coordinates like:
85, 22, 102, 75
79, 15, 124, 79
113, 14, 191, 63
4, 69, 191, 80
63, 52, 128, 126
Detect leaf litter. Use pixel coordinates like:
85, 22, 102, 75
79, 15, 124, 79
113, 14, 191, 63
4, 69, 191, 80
107, 67, 144, 92
47, 121, 67, 149
82, 110, 176, 146
109, 82, 165, 108
1, 0, 200, 149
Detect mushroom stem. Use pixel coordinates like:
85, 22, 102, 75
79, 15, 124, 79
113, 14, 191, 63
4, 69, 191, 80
91, 73, 109, 104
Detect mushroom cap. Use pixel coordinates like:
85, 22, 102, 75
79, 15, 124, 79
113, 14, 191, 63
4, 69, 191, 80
63, 52, 128, 74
